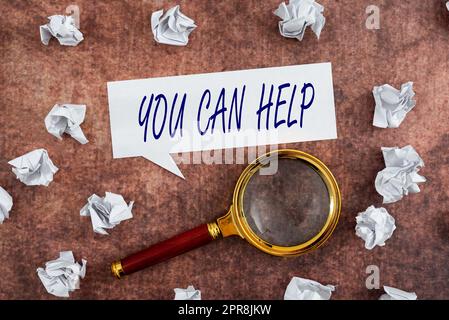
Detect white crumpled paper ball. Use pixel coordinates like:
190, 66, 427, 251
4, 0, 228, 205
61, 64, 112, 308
284, 276, 334, 300
355, 205, 396, 250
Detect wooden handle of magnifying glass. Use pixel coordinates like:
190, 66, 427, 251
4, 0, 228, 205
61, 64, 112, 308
111, 223, 221, 278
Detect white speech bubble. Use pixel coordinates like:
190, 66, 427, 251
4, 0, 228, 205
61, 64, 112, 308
107, 63, 337, 178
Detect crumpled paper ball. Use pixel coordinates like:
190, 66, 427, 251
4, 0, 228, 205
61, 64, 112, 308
8, 149, 58, 187
80, 192, 134, 235
37, 251, 87, 298
355, 205, 396, 250
274, 0, 325, 41
0, 187, 13, 224
379, 286, 417, 300
372, 82, 415, 128
45, 103, 88, 144
151, 5, 197, 46
284, 276, 334, 300
174, 285, 201, 300
375, 145, 426, 204
40, 15, 83, 46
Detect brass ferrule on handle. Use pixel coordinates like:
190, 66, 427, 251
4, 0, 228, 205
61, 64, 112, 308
111, 260, 124, 279
207, 221, 222, 240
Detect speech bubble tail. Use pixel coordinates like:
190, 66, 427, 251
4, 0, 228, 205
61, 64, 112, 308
142, 151, 185, 179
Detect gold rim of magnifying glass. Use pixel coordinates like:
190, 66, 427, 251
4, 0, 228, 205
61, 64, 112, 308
230, 149, 341, 257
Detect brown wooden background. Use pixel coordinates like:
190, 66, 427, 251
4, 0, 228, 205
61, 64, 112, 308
0, 0, 448, 300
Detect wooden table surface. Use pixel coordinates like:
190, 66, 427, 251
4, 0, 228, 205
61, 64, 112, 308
0, 0, 448, 299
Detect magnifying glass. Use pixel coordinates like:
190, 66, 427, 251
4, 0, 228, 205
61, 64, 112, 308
111, 149, 341, 278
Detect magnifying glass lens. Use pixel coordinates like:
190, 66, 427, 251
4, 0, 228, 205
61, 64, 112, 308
243, 158, 330, 247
